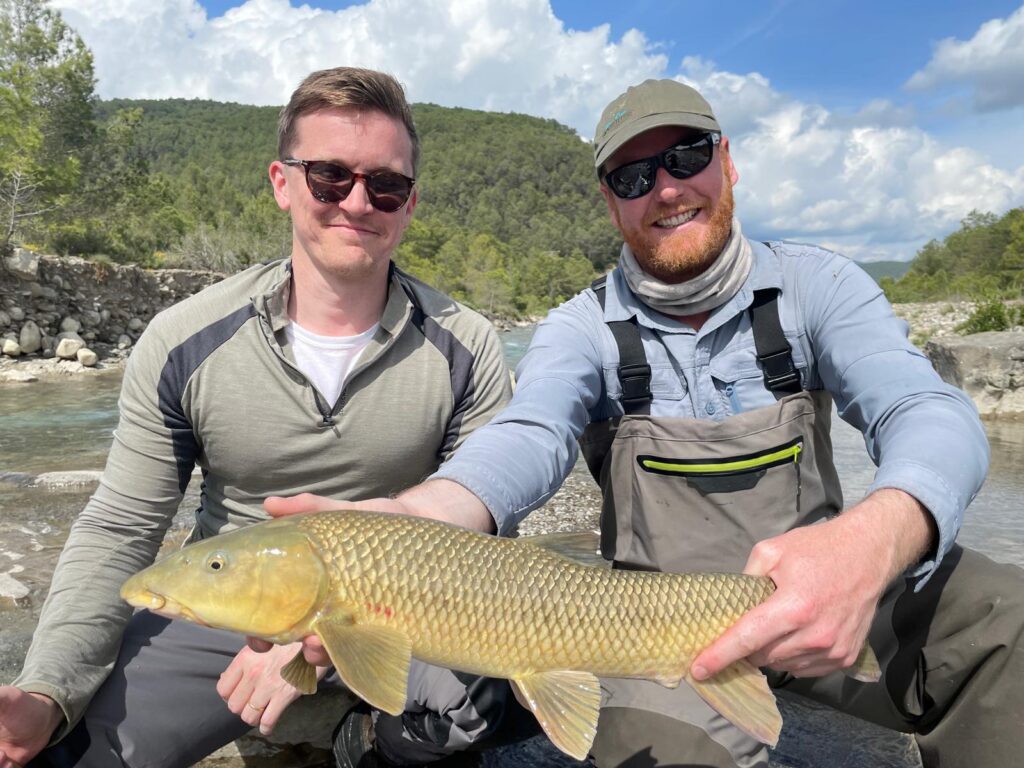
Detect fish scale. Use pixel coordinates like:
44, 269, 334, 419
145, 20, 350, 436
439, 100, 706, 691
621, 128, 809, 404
121, 508, 878, 760
296, 510, 773, 679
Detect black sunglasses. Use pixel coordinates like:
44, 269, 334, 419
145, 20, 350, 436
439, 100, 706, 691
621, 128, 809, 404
603, 133, 722, 200
282, 159, 415, 213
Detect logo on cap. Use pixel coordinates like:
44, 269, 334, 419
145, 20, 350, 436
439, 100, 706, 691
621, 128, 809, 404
601, 109, 629, 137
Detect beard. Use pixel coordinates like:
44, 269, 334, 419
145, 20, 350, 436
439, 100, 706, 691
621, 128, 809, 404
617, 179, 735, 284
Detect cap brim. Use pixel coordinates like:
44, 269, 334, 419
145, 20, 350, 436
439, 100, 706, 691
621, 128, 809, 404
595, 112, 721, 169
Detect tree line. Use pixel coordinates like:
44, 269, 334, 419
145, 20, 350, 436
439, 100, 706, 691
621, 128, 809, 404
2, 0, 1021, 322
879, 208, 1024, 303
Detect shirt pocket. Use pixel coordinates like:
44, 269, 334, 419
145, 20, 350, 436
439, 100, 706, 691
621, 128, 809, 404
602, 362, 685, 404
709, 348, 776, 414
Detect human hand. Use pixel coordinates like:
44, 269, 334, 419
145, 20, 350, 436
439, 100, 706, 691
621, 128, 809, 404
217, 642, 329, 735
265, 480, 494, 533
691, 490, 932, 681
246, 635, 332, 668
263, 493, 410, 519
0, 686, 63, 768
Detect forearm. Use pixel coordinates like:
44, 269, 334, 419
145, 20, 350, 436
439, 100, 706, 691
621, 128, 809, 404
808, 258, 987, 578
391, 479, 495, 534
837, 488, 938, 585
15, 481, 177, 737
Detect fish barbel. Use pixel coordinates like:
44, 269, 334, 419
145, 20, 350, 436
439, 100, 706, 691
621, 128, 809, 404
120, 509, 879, 759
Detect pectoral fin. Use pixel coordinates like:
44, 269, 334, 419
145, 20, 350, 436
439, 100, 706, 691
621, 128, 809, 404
687, 659, 782, 747
312, 621, 413, 715
844, 641, 882, 683
280, 649, 319, 694
511, 670, 601, 761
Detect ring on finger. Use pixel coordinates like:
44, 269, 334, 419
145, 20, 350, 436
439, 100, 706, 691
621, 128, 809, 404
246, 701, 267, 712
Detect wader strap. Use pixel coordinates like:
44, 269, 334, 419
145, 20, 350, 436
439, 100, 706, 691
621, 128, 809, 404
592, 277, 652, 413
750, 288, 802, 396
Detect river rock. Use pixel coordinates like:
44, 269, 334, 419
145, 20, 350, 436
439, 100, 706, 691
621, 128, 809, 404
8, 306, 25, 322
0, 571, 31, 606
18, 320, 42, 354
55, 335, 85, 360
34, 470, 103, 490
77, 347, 99, 367
0, 310, 9, 326
0, 368, 37, 383
925, 331, 1024, 417
2, 338, 20, 357
3, 248, 40, 281
117, 334, 133, 350
60, 316, 82, 333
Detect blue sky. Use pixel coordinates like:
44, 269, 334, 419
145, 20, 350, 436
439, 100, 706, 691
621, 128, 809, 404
51, 0, 1024, 262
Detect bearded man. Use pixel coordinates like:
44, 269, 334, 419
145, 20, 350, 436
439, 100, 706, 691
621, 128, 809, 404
270, 79, 1024, 768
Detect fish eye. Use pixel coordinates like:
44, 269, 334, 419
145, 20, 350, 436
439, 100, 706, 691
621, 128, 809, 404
205, 552, 227, 572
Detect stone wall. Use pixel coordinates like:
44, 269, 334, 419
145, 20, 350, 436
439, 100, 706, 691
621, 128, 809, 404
925, 331, 1024, 418
1, 249, 223, 373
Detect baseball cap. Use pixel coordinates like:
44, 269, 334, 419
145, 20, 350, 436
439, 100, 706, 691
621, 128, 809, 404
594, 79, 721, 170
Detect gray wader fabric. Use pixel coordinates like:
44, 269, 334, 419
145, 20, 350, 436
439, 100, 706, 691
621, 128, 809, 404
30, 609, 530, 768
579, 390, 1024, 767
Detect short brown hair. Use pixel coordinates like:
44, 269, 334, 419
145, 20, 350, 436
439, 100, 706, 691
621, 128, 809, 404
277, 67, 420, 174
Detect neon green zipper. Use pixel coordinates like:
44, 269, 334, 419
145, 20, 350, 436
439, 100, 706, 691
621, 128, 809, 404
637, 438, 803, 477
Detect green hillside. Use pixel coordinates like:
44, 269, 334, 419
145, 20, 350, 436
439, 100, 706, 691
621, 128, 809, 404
88, 98, 617, 317
95, 98, 619, 265
857, 260, 911, 282
880, 209, 1024, 302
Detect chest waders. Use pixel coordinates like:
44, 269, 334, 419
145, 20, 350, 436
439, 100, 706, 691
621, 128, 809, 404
578, 281, 1024, 768
580, 281, 843, 574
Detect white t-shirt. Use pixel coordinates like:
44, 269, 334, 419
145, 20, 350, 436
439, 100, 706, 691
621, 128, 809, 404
284, 320, 379, 407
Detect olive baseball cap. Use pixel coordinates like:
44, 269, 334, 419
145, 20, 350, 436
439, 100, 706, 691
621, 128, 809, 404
594, 79, 721, 171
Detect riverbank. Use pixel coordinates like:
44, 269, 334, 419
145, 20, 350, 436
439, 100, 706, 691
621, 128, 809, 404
0, 295, 991, 383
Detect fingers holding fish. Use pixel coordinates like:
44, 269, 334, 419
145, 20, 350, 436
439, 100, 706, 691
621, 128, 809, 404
246, 637, 274, 653
218, 643, 307, 734
300, 634, 332, 667
263, 492, 345, 519
693, 515, 885, 682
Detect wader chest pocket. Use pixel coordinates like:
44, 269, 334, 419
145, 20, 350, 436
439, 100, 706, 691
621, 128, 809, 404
636, 437, 803, 495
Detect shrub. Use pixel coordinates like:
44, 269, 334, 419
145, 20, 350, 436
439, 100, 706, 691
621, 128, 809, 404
956, 299, 1011, 334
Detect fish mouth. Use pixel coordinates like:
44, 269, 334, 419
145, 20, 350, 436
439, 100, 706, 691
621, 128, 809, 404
120, 587, 209, 626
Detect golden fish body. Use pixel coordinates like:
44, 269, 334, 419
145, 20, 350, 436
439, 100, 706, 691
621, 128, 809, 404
121, 509, 875, 759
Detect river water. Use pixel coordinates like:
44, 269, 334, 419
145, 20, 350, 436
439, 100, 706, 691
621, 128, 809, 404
1, 327, 1022, 766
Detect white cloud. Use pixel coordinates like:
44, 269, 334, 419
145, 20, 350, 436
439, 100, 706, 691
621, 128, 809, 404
906, 4, 1024, 112
52, 0, 667, 134
50, 0, 1024, 262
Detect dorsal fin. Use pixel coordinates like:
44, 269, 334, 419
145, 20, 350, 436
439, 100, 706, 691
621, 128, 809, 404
522, 531, 608, 567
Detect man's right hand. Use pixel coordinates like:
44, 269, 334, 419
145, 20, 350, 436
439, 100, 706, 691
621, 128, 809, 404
0, 686, 62, 768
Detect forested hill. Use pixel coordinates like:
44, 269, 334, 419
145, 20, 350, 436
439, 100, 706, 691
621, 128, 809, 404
98, 98, 619, 263
92, 98, 617, 317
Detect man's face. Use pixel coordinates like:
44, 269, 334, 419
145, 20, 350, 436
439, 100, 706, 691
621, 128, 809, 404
270, 107, 417, 280
600, 126, 738, 283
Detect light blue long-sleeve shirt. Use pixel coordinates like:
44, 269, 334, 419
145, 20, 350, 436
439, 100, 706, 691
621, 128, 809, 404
432, 238, 989, 583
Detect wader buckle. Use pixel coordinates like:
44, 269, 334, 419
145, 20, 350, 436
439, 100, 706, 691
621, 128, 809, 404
758, 349, 801, 392
619, 362, 653, 406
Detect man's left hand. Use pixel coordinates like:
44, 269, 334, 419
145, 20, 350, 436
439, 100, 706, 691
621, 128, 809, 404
217, 642, 329, 735
691, 489, 935, 681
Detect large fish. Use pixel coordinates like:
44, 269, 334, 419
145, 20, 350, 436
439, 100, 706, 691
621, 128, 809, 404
120, 509, 879, 760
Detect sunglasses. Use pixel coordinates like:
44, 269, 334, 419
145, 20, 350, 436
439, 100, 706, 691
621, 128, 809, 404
603, 133, 722, 200
282, 159, 415, 213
